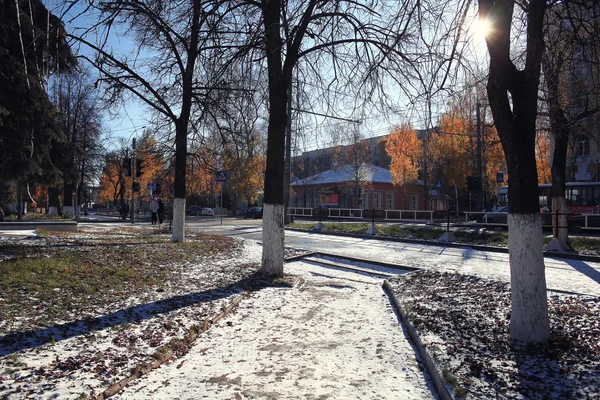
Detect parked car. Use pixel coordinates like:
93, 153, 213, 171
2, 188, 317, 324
186, 205, 203, 216
483, 206, 508, 228
569, 206, 600, 232
0, 207, 4, 222
243, 207, 263, 219
201, 207, 214, 216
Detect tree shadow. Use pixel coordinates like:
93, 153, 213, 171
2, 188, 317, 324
0, 272, 273, 357
564, 259, 600, 285
512, 335, 583, 399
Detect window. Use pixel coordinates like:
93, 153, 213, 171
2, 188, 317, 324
410, 194, 419, 210
360, 193, 369, 209
373, 192, 382, 209
386, 193, 394, 209
577, 135, 590, 156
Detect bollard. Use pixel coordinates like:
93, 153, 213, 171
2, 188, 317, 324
372, 207, 375, 227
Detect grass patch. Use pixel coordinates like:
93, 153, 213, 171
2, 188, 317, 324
568, 236, 600, 253
0, 230, 242, 330
288, 220, 600, 253
289, 222, 511, 246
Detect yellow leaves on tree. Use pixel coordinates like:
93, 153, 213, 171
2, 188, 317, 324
385, 124, 423, 186
97, 158, 129, 205
433, 113, 471, 189
187, 148, 221, 199
136, 130, 165, 200
222, 137, 266, 205
536, 132, 552, 184
484, 126, 508, 195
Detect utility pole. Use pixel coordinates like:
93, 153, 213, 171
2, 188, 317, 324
476, 103, 483, 211
284, 84, 292, 224
131, 137, 136, 224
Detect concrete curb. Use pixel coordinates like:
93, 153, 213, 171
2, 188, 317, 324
285, 227, 600, 263
382, 279, 454, 400
0, 221, 78, 232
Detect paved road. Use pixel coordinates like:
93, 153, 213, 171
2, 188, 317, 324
186, 219, 600, 298
8, 216, 600, 297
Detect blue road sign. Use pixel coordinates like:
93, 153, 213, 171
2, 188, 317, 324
496, 173, 504, 183
216, 170, 227, 182
147, 183, 156, 191
436, 180, 443, 189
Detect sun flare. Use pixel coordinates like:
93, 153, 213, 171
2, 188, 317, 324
475, 17, 492, 38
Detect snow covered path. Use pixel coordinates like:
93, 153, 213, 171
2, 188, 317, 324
116, 261, 435, 399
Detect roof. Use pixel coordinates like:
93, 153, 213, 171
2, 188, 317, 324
291, 164, 423, 186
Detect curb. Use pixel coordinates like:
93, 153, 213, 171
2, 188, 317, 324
382, 280, 454, 400
285, 227, 600, 263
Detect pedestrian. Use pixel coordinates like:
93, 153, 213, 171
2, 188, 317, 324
150, 197, 159, 225
157, 197, 165, 225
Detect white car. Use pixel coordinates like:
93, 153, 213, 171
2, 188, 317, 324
201, 207, 214, 216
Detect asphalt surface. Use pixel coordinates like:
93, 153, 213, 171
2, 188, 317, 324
185, 218, 600, 298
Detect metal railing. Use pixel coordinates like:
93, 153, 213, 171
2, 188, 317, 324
288, 207, 313, 217
328, 208, 363, 219
384, 209, 434, 221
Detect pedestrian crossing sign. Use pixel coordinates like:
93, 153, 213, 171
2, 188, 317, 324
216, 170, 227, 182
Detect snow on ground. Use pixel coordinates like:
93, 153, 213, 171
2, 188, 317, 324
387, 271, 600, 399
0, 231, 434, 399
115, 261, 435, 400
0, 236, 263, 399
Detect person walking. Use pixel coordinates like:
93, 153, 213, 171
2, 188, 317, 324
150, 197, 159, 225
157, 197, 165, 225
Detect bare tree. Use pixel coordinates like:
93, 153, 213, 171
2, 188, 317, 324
54, 66, 106, 217
479, 0, 550, 343
68, 0, 241, 241
241, 0, 420, 276
542, 1, 600, 245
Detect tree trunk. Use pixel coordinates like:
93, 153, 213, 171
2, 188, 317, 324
172, 118, 187, 243
170, 0, 201, 243
48, 187, 61, 216
260, 0, 288, 277
480, 0, 550, 343
63, 183, 75, 218
543, 52, 570, 242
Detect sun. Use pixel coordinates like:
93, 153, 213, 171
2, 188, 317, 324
475, 17, 493, 38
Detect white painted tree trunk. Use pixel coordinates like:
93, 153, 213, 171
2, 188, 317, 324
508, 213, 550, 342
261, 203, 285, 277
171, 198, 186, 243
553, 197, 568, 242
48, 206, 58, 216
63, 206, 73, 218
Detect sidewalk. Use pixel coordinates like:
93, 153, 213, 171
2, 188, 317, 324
115, 260, 436, 399
278, 230, 600, 297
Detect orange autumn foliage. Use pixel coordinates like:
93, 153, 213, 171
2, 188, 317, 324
536, 132, 552, 184
385, 124, 423, 186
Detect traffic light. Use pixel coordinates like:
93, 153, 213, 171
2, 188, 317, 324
466, 176, 473, 191
132, 182, 141, 192
124, 158, 132, 176
136, 159, 144, 177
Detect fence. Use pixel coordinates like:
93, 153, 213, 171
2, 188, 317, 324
384, 209, 434, 221
328, 208, 363, 219
288, 207, 313, 217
